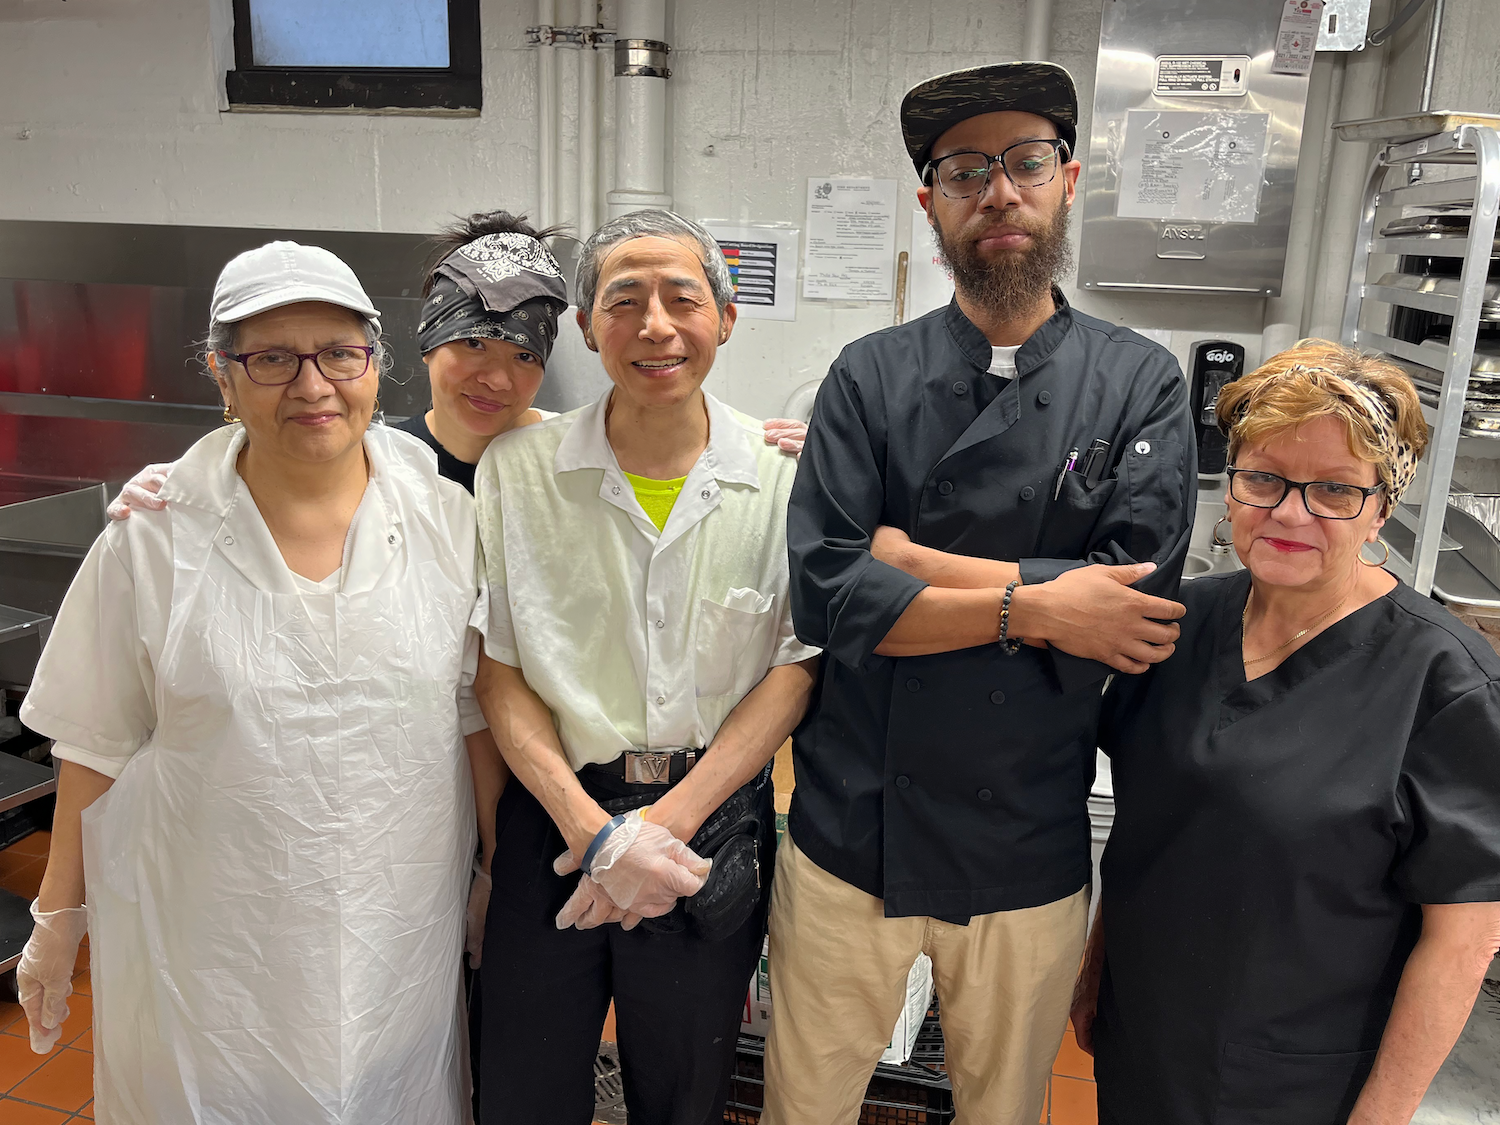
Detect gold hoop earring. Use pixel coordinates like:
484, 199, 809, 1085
373, 398, 382, 415
1212, 515, 1233, 547
223, 404, 238, 424
1360, 539, 1391, 567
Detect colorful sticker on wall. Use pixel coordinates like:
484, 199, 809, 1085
701, 222, 800, 321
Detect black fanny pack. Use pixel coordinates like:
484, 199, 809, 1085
599, 761, 772, 942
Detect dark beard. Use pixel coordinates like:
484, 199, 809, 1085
930, 199, 1074, 320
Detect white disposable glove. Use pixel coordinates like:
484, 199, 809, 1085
553, 809, 711, 919
106, 462, 173, 520
762, 418, 808, 456
465, 864, 492, 969
16, 900, 88, 1055
556, 874, 635, 931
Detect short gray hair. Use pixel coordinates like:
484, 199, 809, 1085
202, 312, 389, 380
575, 210, 734, 316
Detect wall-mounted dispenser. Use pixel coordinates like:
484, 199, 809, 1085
1189, 340, 1246, 476
1077, 0, 1317, 298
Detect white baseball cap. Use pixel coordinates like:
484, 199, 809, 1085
210, 241, 382, 329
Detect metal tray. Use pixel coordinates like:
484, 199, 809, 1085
1423, 337, 1500, 374
1376, 272, 1500, 317
1334, 112, 1500, 144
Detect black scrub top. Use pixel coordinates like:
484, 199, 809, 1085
395, 412, 477, 494
1094, 569, 1500, 1125
787, 293, 1195, 920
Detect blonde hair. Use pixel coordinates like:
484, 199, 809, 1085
1216, 340, 1427, 513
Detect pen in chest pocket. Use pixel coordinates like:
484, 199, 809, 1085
1053, 448, 1080, 500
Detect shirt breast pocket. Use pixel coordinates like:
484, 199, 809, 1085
1037, 472, 1117, 556
695, 589, 779, 699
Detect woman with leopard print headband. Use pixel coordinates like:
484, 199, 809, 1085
1076, 340, 1500, 1125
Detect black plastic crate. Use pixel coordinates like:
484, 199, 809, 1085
725, 1035, 954, 1124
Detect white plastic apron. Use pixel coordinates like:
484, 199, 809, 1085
81, 495, 475, 1125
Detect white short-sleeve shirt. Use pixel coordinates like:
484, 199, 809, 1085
474, 390, 820, 771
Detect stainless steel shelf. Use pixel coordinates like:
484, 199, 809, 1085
1372, 235, 1475, 257
1358, 331, 1451, 371
1378, 176, 1478, 209
1364, 284, 1460, 316
0, 604, 51, 648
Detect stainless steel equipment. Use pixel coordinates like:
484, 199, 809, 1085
1078, 0, 1314, 297
1339, 116, 1500, 607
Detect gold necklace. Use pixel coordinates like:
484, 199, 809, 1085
1241, 584, 1352, 667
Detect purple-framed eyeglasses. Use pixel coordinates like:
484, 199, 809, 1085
218, 345, 375, 386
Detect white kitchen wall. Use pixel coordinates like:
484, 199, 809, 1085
0, 0, 1482, 419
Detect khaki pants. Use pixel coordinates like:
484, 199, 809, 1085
761, 838, 1087, 1125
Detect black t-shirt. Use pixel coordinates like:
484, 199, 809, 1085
1094, 570, 1500, 1125
394, 412, 478, 495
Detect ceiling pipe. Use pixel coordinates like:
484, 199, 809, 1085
537, 0, 559, 230
1022, 0, 1054, 62
607, 0, 673, 218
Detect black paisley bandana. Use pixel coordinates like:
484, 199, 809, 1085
417, 233, 569, 361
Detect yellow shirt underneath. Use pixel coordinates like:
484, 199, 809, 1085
621, 470, 688, 531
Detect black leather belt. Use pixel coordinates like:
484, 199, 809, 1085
587, 748, 700, 786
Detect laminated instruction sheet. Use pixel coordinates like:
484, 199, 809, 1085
1115, 110, 1271, 225
803, 177, 898, 301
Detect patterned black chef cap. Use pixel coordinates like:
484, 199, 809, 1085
417, 232, 569, 362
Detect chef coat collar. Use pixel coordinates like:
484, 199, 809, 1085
943, 286, 1073, 378
553, 388, 763, 489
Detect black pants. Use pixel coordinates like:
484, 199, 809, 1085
478, 769, 772, 1125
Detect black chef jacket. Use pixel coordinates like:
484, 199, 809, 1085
395, 412, 477, 495
1094, 571, 1500, 1125
786, 293, 1195, 921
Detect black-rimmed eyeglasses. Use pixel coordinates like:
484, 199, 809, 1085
219, 345, 374, 386
1227, 468, 1384, 520
923, 138, 1070, 200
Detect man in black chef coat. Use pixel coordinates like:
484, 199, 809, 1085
762, 62, 1196, 1125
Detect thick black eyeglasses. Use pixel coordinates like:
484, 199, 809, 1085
219, 345, 374, 386
1227, 468, 1384, 520
923, 138, 1070, 200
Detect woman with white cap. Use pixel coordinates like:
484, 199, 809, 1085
15, 241, 486, 1124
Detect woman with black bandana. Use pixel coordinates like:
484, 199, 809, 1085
397, 212, 572, 495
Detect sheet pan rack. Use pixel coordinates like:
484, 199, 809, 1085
1338, 116, 1500, 607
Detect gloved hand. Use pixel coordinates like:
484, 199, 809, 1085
106, 463, 173, 520
16, 900, 88, 1055
761, 418, 808, 456
556, 875, 648, 932
465, 863, 492, 969
553, 809, 711, 918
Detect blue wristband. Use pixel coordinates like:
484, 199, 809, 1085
580, 813, 629, 875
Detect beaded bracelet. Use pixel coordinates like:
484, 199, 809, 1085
998, 579, 1023, 655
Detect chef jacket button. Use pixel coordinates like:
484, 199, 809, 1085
895, 775, 911, 790
1135, 440, 1151, 455
387, 533, 396, 544
906, 677, 921, 692
938, 480, 954, 496
223, 535, 234, 545
612, 485, 622, 495
989, 690, 1005, 705
655, 619, 664, 629
701, 489, 711, 499
656, 695, 666, 705
952, 380, 968, 396
977, 788, 992, 802
1037, 390, 1052, 405
1020, 485, 1036, 501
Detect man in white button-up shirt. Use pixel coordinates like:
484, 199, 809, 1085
470, 211, 820, 1125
